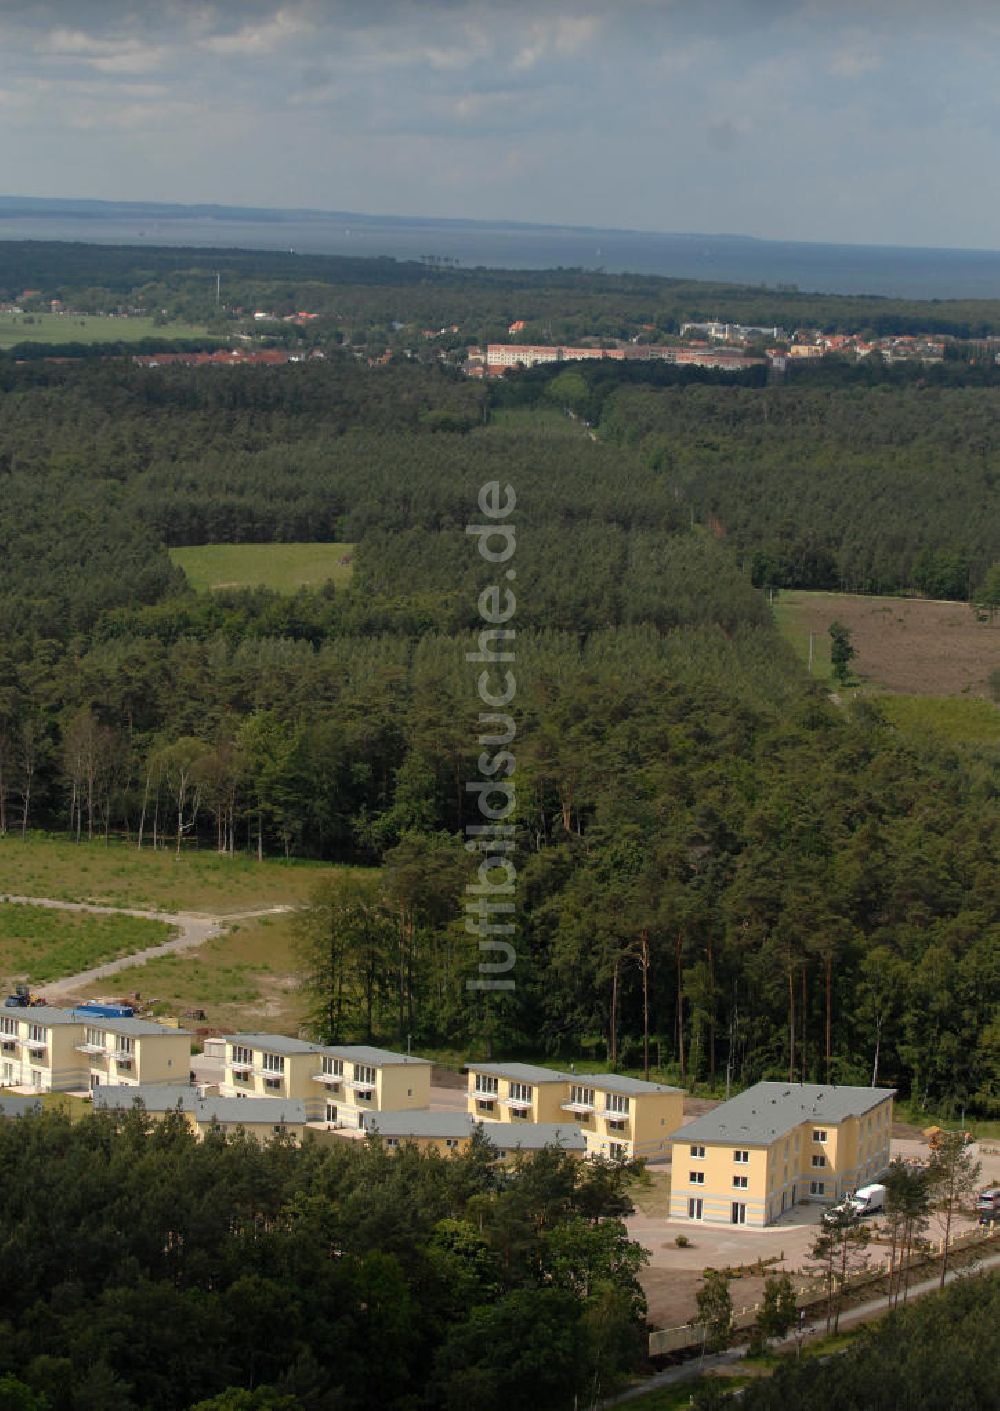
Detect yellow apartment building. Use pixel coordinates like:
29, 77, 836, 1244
221, 1034, 432, 1125
466, 1061, 573, 1123
466, 1062, 684, 1160
0, 1007, 191, 1093
560, 1074, 684, 1161
669, 1082, 895, 1227
359, 1109, 586, 1159
93, 1084, 307, 1144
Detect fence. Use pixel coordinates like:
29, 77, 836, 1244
647, 1225, 998, 1358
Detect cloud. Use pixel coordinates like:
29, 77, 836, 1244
44, 27, 170, 74
830, 46, 883, 78
199, 7, 312, 56
512, 14, 603, 71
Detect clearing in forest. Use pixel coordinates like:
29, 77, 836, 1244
170, 542, 356, 593
0, 834, 334, 913
773, 591, 1000, 700
0, 312, 210, 347
0, 901, 175, 986
76, 911, 306, 1036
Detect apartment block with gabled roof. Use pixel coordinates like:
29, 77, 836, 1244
221, 1033, 431, 1125
466, 1061, 574, 1124
560, 1074, 684, 1162
668, 1081, 895, 1227
0, 1007, 191, 1094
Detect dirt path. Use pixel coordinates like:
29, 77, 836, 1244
4, 896, 292, 1002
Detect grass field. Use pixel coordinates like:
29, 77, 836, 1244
773, 590, 1000, 698
0, 312, 210, 348
0, 901, 175, 986
170, 542, 356, 593
78, 912, 306, 1035
0, 834, 337, 913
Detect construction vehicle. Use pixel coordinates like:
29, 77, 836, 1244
3, 983, 47, 1008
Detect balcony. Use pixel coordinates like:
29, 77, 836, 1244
597, 1106, 631, 1121
76, 1042, 106, 1055
500, 1096, 532, 1112
24, 1039, 48, 1054
561, 1100, 595, 1114
312, 1071, 344, 1086
347, 1079, 376, 1094
113, 1051, 134, 1065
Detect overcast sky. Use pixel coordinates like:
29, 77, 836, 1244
1, 0, 998, 247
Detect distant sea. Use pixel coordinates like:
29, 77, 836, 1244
2, 196, 1000, 300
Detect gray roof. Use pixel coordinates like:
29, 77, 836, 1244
93, 1084, 306, 1126
225, 1035, 430, 1067
0, 1095, 42, 1117
324, 1044, 431, 1068
6, 1006, 85, 1027
467, 1061, 572, 1084
2, 1007, 189, 1037
672, 1082, 896, 1148
85, 1015, 192, 1038
363, 1110, 474, 1139
225, 1033, 322, 1055
487, 1122, 586, 1152
586, 1074, 684, 1097
360, 1110, 585, 1151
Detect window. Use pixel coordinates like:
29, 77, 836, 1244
688, 1198, 704, 1220
322, 1056, 344, 1077
354, 1064, 376, 1087
264, 1077, 282, 1091
474, 1074, 499, 1096
115, 1036, 133, 1059
0, 1017, 18, 1037
325, 1104, 338, 1124
28, 1024, 46, 1046
608, 1142, 626, 1160
445, 1138, 460, 1149
813, 1129, 827, 1143
690, 1144, 706, 1159
508, 1082, 533, 1105
810, 1180, 826, 1196
608, 1119, 627, 1132
261, 1052, 285, 1074
570, 1085, 595, 1107
232, 1045, 253, 1067
605, 1093, 630, 1115
733, 1175, 749, 1189
734, 1149, 750, 1164
476, 1099, 495, 1112
689, 1171, 705, 1185
811, 1153, 826, 1168
386, 1138, 399, 1149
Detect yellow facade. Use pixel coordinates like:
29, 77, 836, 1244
560, 1078, 684, 1161
222, 1035, 432, 1126
669, 1083, 894, 1227
0, 1009, 191, 1093
466, 1062, 572, 1124
466, 1064, 684, 1160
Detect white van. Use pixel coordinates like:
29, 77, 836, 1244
850, 1183, 886, 1216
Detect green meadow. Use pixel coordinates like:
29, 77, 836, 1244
0, 901, 175, 985
0, 833, 334, 913
0, 311, 210, 347
170, 542, 356, 593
